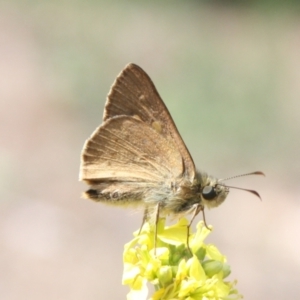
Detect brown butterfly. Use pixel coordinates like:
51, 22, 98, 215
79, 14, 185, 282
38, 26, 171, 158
79, 63, 263, 241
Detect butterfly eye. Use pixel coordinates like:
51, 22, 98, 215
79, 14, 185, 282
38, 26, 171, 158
202, 186, 217, 200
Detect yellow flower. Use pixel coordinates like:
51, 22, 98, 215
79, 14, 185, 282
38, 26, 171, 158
123, 218, 242, 300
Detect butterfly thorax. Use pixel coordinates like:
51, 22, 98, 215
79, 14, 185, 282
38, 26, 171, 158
150, 171, 229, 215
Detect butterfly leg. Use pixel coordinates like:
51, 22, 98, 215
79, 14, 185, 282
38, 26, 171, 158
201, 206, 211, 230
154, 202, 161, 256
186, 204, 205, 254
138, 208, 149, 235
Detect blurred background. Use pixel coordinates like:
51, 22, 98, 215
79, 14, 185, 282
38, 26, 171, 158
1, 0, 300, 299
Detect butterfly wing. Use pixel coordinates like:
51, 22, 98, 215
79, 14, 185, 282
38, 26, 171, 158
103, 63, 195, 181
80, 116, 183, 182
80, 64, 196, 205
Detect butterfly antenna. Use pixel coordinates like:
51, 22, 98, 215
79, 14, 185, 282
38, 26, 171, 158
218, 171, 265, 182
217, 171, 264, 201
223, 185, 262, 201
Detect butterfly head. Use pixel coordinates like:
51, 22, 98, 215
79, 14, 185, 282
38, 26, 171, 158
199, 174, 229, 209
198, 170, 264, 209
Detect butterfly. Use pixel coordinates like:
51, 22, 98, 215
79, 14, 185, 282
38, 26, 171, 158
79, 63, 263, 245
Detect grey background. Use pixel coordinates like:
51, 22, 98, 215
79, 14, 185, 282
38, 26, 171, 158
1, 1, 299, 299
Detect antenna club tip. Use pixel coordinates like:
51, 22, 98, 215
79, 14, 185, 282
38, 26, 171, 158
254, 171, 266, 177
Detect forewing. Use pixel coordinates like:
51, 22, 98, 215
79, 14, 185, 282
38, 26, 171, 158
103, 63, 195, 181
80, 116, 183, 183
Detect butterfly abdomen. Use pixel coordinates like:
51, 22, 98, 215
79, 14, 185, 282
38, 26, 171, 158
82, 180, 150, 207
84, 189, 112, 201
